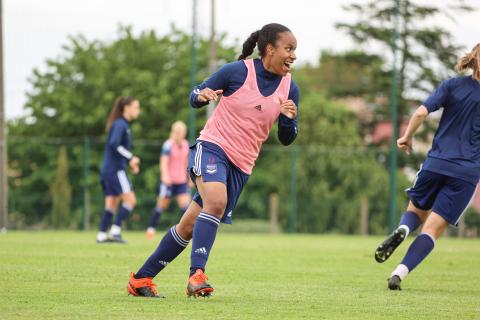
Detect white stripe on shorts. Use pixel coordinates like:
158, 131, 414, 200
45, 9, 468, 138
159, 184, 170, 198
193, 143, 202, 176
405, 164, 423, 192
455, 184, 478, 225
117, 170, 131, 193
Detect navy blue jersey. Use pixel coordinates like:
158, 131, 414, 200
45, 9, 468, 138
422, 76, 480, 184
101, 117, 133, 174
189, 58, 299, 145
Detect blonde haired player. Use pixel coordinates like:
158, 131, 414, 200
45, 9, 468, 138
146, 121, 191, 239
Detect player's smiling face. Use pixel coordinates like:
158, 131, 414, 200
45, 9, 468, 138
266, 31, 297, 76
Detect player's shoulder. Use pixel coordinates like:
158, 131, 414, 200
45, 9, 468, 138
442, 76, 468, 89
217, 60, 247, 74
111, 117, 128, 129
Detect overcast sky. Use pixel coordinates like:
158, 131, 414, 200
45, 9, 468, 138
4, 0, 480, 119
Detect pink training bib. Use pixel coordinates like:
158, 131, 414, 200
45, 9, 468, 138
199, 59, 291, 174
162, 138, 190, 184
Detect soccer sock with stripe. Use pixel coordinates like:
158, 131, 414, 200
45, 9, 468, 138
392, 233, 435, 280
398, 211, 422, 237
135, 225, 189, 278
149, 207, 163, 229
111, 203, 133, 235
190, 212, 220, 276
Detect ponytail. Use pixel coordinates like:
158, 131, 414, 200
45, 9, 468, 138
106, 96, 135, 131
237, 23, 291, 60
455, 43, 480, 81
238, 30, 260, 60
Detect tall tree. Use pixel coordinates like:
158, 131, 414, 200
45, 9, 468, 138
336, 0, 473, 119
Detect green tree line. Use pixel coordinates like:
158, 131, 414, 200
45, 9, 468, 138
7, 1, 478, 233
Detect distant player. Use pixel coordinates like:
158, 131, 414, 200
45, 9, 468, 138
96, 96, 141, 244
127, 23, 299, 298
374, 44, 480, 290
146, 121, 191, 240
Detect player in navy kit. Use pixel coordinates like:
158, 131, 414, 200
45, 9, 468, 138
374, 44, 480, 290
126, 23, 299, 298
96, 96, 141, 243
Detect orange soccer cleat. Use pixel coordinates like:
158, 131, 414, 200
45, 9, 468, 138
186, 269, 214, 298
127, 272, 164, 298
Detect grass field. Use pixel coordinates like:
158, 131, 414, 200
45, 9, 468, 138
1, 231, 480, 320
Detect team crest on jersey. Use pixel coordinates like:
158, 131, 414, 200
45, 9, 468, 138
206, 164, 217, 175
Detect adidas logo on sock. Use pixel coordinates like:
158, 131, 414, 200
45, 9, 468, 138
159, 260, 169, 267
194, 247, 208, 255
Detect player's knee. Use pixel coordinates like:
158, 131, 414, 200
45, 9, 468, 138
203, 198, 227, 217
125, 195, 137, 208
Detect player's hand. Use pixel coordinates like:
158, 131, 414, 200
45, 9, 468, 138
397, 135, 413, 155
280, 99, 297, 119
196, 88, 223, 103
130, 165, 140, 175
129, 156, 141, 175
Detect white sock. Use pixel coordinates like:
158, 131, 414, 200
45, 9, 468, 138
97, 232, 108, 241
147, 227, 155, 233
391, 264, 409, 280
398, 225, 410, 237
110, 224, 121, 236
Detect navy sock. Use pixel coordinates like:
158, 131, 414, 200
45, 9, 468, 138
400, 233, 435, 273
136, 225, 189, 278
99, 209, 114, 232
114, 203, 132, 227
398, 211, 422, 235
149, 207, 163, 229
190, 212, 220, 276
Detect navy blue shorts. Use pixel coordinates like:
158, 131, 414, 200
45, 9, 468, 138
406, 169, 477, 226
157, 183, 189, 198
100, 170, 132, 196
188, 140, 250, 224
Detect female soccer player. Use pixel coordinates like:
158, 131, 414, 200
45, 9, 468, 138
127, 23, 299, 298
374, 44, 480, 290
146, 121, 191, 240
96, 96, 141, 244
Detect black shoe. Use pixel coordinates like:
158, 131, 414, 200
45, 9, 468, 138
375, 228, 406, 263
110, 234, 127, 244
388, 275, 402, 290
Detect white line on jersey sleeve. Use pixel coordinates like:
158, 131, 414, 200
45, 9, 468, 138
117, 146, 133, 160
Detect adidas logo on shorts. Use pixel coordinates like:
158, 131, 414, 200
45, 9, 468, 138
159, 260, 169, 266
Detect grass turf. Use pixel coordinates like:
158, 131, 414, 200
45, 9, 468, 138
1, 231, 479, 319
